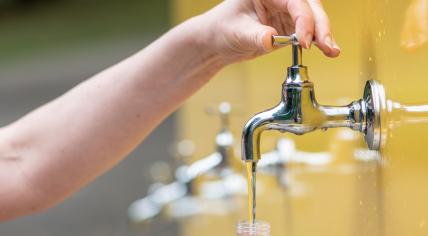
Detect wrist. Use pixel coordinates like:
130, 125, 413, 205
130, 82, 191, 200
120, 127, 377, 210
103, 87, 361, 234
181, 12, 230, 67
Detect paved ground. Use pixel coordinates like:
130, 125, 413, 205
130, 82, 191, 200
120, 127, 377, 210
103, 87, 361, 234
0, 37, 180, 236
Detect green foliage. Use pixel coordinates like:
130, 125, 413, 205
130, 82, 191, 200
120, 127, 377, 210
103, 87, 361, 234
0, 0, 170, 62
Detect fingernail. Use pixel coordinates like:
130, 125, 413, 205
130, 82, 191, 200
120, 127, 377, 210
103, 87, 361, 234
325, 35, 334, 50
304, 34, 313, 49
332, 41, 341, 51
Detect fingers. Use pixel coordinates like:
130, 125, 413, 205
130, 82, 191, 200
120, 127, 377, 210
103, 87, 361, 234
285, 0, 315, 49
306, 0, 340, 57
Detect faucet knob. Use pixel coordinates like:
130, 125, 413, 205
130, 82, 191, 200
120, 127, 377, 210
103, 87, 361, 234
272, 34, 299, 46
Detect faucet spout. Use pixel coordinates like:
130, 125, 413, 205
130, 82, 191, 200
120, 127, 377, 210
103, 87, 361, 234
242, 105, 282, 162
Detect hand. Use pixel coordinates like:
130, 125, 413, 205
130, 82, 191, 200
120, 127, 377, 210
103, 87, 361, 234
401, 0, 428, 51
198, 0, 341, 63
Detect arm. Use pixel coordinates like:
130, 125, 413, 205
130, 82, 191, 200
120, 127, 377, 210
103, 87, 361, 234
0, 0, 338, 221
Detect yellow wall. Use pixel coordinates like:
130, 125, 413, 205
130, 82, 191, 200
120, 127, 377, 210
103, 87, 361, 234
172, 0, 428, 235
369, 0, 428, 235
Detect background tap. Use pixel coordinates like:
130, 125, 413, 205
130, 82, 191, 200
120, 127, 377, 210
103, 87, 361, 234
128, 102, 236, 224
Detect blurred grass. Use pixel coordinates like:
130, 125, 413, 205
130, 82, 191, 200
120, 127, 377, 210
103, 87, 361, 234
0, 0, 170, 63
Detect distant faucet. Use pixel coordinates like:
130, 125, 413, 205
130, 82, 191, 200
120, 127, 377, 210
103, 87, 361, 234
242, 34, 385, 162
128, 102, 236, 223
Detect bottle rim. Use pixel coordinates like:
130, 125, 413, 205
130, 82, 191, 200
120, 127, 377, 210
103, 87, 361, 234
236, 220, 270, 234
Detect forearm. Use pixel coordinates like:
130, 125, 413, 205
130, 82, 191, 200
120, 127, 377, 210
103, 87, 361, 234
0, 16, 225, 220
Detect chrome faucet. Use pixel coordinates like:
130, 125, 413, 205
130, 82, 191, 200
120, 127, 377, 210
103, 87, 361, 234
242, 34, 384, 162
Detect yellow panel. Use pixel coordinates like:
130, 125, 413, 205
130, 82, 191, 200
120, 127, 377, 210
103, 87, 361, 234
365, 0, 428, 235
172, 0, 428, 235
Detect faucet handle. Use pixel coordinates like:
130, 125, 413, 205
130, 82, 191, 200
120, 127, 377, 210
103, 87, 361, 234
272, 34, 299, 46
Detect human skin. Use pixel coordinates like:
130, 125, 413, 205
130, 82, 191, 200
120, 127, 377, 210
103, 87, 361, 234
0, 0, 339, 221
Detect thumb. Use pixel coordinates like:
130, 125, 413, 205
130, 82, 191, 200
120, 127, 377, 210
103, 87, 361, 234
260, 26, 279, 52
242, 23, 278, 54
258, 25, 278, 53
